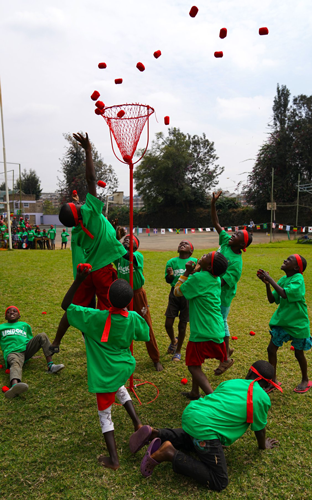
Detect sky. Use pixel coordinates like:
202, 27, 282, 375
0, 0, 311, 197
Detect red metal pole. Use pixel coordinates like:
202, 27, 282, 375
129, 161, 134, 392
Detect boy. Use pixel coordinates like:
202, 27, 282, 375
27, 227, 35, 249
51, 266, 150, 470
48, 224, 56, 250
114, 235, 163, 371
12, 229, 20, 249
61, 229, 70, 249
58, 132, 126, 311
257, 254, 312, 393
174, 251, 229, 400
134, 360, 279, 491
0, 306, 64, 399
164, 241, 197, 361
211, 191, 252, 375
42, 228, 49, 249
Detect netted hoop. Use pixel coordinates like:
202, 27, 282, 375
102, 104, 154, 164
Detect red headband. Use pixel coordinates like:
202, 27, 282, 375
293, 254, 303, 274
247, 366, 283, 423
242, 230, 249, 252
185, 240, 194, 252
5, 306, 20, 318
210, 251, 217, 277
68, 203, 94, 240
125, 234, 139, 248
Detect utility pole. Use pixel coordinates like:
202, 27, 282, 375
270, 168, 274, 243
0, 78, 12, 249
295, 173, 300, 231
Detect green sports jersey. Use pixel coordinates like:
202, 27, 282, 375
270, 274, 310, 338
48, 228, 56, 239
165, 256, 198, 287
71, 226, 86, 278
0, 321, 33, 367
61, 231, 70, 243
114, 251, 145, 290
4, 232, 9, 240
0, 225, 6, 232
20, 221, 25, 228
182, 379, 271, 446
180, 271, 224, 343
217, 230, 243, 307
67, 304, 150, 393
75, 194, 126, 272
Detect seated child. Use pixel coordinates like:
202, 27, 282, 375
58, 132, 126, 311
114, 235, 163, 371
257, 254, 312, 393
164, 240, 197, 361
174, 251, 228, 400
48, 224, 56, 250
133, 360, 279, 491
211, 191, 252, 374
50, 266, 150, 470
61, 229, 70, 249
0, 306, 64, 400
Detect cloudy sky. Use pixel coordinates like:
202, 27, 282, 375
0, 0, 311, 196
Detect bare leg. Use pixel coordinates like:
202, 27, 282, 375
123, 401, 142, 431
294, 349, 309, 391
182, 366, 213, 400
165, 317, 177, 346
266, 340, 280, 391
176, 321, 187, 354
98, 431, 120, 470
51, 312, 70, 349
152, 441, 176, 463
182, 371, 201, 400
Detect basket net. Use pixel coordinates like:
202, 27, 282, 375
102, 104, 154, 163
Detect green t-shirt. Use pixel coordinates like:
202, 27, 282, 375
61, 231, 70, 243
71, 226, 85, 278
114, 251, 145, 290
48, 228, 56, 239
180, 271, 224, 343
67, 304, 150, 393
4, 232, 9, 240
0, 225, 6, 232
217, 230, 243, 307
27, 230, 35, 242
75, 193, 126, 272
0, 321, 33, 367
165, 256, 198, 287
270, 274, 310, 338
20, 221, 25, 228
182, 379, 271, 446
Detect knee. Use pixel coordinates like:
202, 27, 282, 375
37, 332, 49, 344
214, 476, 229, 491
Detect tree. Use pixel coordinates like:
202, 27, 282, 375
14, 169, 42, 200
0, 182, 5, 190
133, 128, 224, 211
58, 133, 119, 204
43, 200, 59, 215
244, 85, 312, 210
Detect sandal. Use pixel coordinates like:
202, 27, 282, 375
49, 345, 60, 354
129, 425, 152, 454
172, 353, 181, 361
167, 337, 178, 355
214, 358, 234, 376
140, 438, 161, 477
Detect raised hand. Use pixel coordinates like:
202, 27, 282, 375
73, 132, 91, 152
212, 191, 222, 204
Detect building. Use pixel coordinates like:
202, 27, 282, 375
2, 192, 43, 225
123, 194, 144, 209
40, 192, 60, 209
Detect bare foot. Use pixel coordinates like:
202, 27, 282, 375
154, 361, 164, 372
98, 455, 120, 470
181, 391, 201, 400
151, 441, 176, 463
295, 380, 309, 391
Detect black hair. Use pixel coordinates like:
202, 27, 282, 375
246, 231, 253, 248
59, 203, 76, 227
249, 360, 274, 383
212, 252, 228, 276
298, 255, 307, 273
109, 279, 133, 308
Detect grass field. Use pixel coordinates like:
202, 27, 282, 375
0, 241, 312, 500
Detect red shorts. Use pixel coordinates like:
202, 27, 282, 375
185, 340, 227, 366
73, 264, 117, 310
96, 392, 117, 411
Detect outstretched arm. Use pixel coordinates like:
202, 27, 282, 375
73, 132, 97, 197
211, 191, 223, 234
254, 428, 279, 450
257, 269, 286, 301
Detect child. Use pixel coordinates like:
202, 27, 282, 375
0, 306, 64, 399
164, 241, 197, 361
257, 254, 312, 393
3, 230, 9, 248
61, 229, 70, 249
27, 227, 35, 249
174, 251, 229, 400
12, 229, 20, 249
42, 228, 49, 249
211, 191, 252, 375
114, 235, 163, 371
133, 360, 279, 491
51, 266, 150, 470
58, 132, 126, 311
48, 224, 56, 250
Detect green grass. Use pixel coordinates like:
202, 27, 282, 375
0, 241, 312, 499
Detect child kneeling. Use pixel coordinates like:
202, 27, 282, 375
0, 306, 64, 399
51, 266, 150, 469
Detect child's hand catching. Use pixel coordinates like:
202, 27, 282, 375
76, 263, 92, 281
116, 226, 126, 241
257, 269, 270, 284
73, 132, 91, 153
212, 191, 222, 204
185, 261, 196, 276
